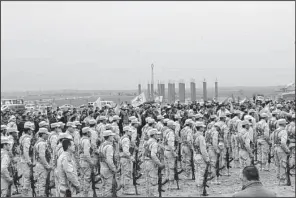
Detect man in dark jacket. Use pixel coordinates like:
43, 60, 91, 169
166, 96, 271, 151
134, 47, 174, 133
232, 166, 276, 197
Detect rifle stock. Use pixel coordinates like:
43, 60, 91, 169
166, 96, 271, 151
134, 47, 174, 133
174, 157, 184, 190
191, 149, 195, 180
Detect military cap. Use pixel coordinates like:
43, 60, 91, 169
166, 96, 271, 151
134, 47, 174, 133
8, 116, 16, 122
167, 106, 171, 109
163, 118, 170, 123
123, 126, 130, 131
1, 125, 7, 130
148, 118, 155, 124
149, 128, 158, 136
272, 111, 278, 115
129, 116, 137, 121
113, 115, 120, 120
39, 121, 49, 128
174, 114, 182, 119
277, 104, 283, 108
241, 120, 249, 126
58, 122, 65, 127
195, 114, 203, 119
248, 109, 256, 114
58, 133, 73, 141
210, 115, 217, 119
292, 114, 295, 119
1, 137, 10, 144
214, 122, 221, 128
277, 119, 287, 125
38, 128, 50, 135
185, 119, 193, 125
225, 112, 231, 116
131, 119, 140, 125
89, 119, 96, 125
100, 116, 107, 120
66, 122, 76, 128
105, 124, 113, 130
50, 123, 59, 129
219, 114, 226, 118
82, 127, 90, 134
24, 122, 35, 130
260, 113, 268, 118
102, 130, 116, 137
188, 113, 194, 118
157, 115, 164, 120
167, 120, 176, 127
195, 121, 206, 128
7, 127, 19, 134
74, 121, 82, 126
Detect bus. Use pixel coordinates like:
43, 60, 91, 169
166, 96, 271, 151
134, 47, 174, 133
1, 98, 26, 112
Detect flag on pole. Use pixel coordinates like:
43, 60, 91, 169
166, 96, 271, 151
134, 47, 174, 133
131, 92, 146, 107
114, 104, 120, 115
93, 97, 101, 110
239, 98, 246, 105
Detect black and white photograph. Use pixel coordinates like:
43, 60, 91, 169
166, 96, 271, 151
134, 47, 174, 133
1, 1, 295, 197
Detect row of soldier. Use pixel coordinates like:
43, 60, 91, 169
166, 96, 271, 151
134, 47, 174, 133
1, 103, 295, 197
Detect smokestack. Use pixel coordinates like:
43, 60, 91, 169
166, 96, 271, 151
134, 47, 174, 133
203, 79, 207, 102
190, 79, 196, 102
147, 83, 151, 101
168, 82, 171, 103
179, 80, 185, 103
215, 79, 218, 100
151, 84, 154, 100
138, 84, 141, 95
172, 82, 176, 103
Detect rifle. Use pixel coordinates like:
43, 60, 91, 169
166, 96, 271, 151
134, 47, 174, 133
267, 145, 274, 168
190, 148, 195, 180
226, 148, 233, 176
202, 163, 214, 196
91, 167, 101, 197
45, 170, 55, 197
111, 142, 122, 197
215, 153, 225, 179
286, 149, 296, 186
156, 142, 169, 197
30, 141, 37, 197
132, 136, 142, 195
174, 156, 184, 190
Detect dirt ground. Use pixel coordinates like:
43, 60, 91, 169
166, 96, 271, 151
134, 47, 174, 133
12, 161, 295, 197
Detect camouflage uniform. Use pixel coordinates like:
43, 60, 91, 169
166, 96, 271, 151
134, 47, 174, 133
34, 137, 51, 196
19, 133, 32, 196
286, 118, 295, 172
180, 122, 193, 178
79, 129, 93, 197
272, 121, 290, 183
237, 122, 253, 168
143, 132, 162, 196
230, 116, 241, 168
119, 134, 133, 194
163, 122, 176, 189
1, 141, 13, 197
96, 130, 118, 197
255, 116, 270, 170
57, 151, 80, 196
193, 126, 210, 194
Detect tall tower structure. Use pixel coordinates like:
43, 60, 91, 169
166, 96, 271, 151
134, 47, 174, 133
190, 79, 196, 101
138, 84, 141, 95
179, 80, 185, 103
147, 82, 151, 100
203, 79, 207, 102
215, 78, 218, 100
151, 64, 154, 100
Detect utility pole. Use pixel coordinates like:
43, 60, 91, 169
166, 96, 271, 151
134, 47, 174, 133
151, 63, 154, 100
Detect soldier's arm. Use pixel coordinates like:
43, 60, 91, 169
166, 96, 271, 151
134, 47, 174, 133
39, 143, 51, 169
62, 157, 80, 188
131, 130, 137, 143
224, 126, 230, 148
23, 138, 31, 164
200, 136, 210, 162
212, 132, 219, 152
186, 130, 193, 149
105, 145, 117, 173
83, 140, 93, 165
122, 138, 131, 159
168, 132, 175, 151
263, 123, 270, 143
0, 154, 13, 182
244, 135, 253, 155
151, 143, 162, 166
280, 131, 290, 153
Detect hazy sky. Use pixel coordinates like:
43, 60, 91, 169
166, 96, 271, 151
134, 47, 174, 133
1, 1, 295, 91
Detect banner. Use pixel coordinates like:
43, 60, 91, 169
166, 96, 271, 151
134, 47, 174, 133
93, 97, 102, 110
155, 96, 163, 103
131, 92, 146, 107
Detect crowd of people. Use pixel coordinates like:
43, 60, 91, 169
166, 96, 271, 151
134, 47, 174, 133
1, 98, 295, 197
